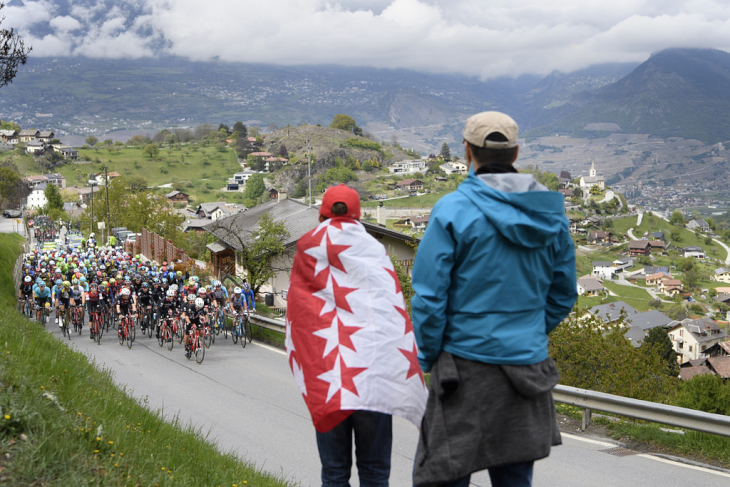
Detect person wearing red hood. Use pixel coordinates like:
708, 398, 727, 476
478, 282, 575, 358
286, 184, 427, 487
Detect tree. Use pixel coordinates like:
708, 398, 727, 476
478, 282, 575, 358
330, 114, 359, 133
549, 313, 678, 402
85, 135, 98, 147
642, 327, 680, 377
244, 173, 266, 201
0, 165, 25, 208
278, 144, 289, 158
44, 183, 63, 212
126, 176, 148, 192
232, 121, 247, 138
143, 143, 159, 159
0, 4, 31, 90
674, 374, 730, 416
669, 210, 685, 226
440, 142, 451, 161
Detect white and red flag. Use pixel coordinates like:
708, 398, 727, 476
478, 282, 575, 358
286, 217, 427, 433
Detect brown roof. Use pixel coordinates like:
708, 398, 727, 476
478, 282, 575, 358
662, 279, 682, 287
629, 240, 650, 249
708, 357, 730, 378
649, 240, 665, 247
679, 365, 714, 380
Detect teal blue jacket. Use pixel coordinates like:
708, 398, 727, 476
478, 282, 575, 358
411, 171, 577, 372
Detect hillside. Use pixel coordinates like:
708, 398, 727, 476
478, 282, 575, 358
530, 48, 730, 143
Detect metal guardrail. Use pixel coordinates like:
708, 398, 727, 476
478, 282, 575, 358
233, 314, 730, 439
554, 384, 730, 437
249, 313, 286, 334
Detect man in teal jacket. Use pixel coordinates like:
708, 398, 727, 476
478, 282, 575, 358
411, 111, 577, 487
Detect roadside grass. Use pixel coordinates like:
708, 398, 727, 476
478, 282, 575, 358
0, 235, 293, 486
602, 281, 653, 300
0, 233, 23, 310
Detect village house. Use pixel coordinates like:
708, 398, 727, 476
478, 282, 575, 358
682, 246, 706, 259
18, 129, 39, 143
646, 271, 673, 287
196, 202, 243, 221
629, 240, 651, 256
26, 183, 48, 209
659, 279, 684, 297
25, 140, 48, 156
585, 301, 640, 325
591, 261, 615, 279
37, 130, 55, 143
577, 276, 604, 296
0, 129, 18, 144
22, 173, 66, 190
588, 230, 611, 244
686, 219, 710, 233
440, 161, 468, 175
712, 267, 730, 282
389, 159, 427, 174
396, 179, 424, 192
668, 317, 729, 364
166, 191, 189, 204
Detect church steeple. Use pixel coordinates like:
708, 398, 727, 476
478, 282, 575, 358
589, 161, 596, 178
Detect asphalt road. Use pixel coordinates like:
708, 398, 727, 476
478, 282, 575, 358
34, 314, 730, 487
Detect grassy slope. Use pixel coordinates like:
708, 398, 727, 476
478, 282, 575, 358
0, 234, 291, 486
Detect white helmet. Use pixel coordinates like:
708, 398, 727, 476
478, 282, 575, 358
198, 286, 207, 294
166, 289, 175, 297
170, 284, 178, 292
121, 288, 131, 296
233, 286, 241, 294
24, 276, 31, 282
187, 293, 196, 302
195, 297, 204, 309
90, 233, 95, 237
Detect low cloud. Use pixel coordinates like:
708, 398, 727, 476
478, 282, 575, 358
4, 0, 730, 77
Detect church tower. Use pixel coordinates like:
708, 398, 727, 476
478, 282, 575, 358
589, 161, 596, 178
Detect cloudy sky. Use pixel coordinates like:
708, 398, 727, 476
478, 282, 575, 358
4, 0, 730, 78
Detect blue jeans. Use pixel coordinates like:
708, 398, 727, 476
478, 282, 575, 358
434, 461, 534, 487
315, 410, 392, 487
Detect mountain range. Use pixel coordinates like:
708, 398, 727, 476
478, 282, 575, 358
0, 48, 729, 153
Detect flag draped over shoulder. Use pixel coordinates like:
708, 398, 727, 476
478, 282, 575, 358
286, 217, 427, 433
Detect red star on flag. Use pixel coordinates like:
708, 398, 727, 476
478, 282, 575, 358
327, 233, 351, 273
394, 305, 414, 335
340, 355, 367, 397
398, 343, 425, 386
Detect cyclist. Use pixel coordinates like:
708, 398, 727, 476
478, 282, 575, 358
18, 275, 34, 315
230, 286, 247, 338
116, 288, 136, 335
242, 282, 256, 313
182, 297, 207, 359
137, 282, 155, 332
34, 281, 52, 322
211, 281, 228, 331
156, 289, 181, 339
56, 281, 73, 327
86, 284, 104, 339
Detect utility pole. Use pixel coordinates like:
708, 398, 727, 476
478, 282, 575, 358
105, 166, 111, 230
307, 140, 312, 207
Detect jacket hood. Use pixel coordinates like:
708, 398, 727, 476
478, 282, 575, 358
459, 172, 567, 249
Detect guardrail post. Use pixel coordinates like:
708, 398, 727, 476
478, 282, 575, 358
582, 408, 592, 431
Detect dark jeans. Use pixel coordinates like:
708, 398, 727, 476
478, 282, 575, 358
315, 410, 393, 487
434, 461, 534, 487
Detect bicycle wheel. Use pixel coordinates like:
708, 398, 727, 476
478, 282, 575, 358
231, 318, 239, 344
118, 321, 124, 346
126, 320, 133, 349
95, 317, 102, 345
194, 335, 204, 364
97, 314, 104, 340
222, 314, 228, 339
175, 319, 184, 344
241, 319, 247, 349
166, 325, 174, 351
203, 325, 212, 349
157, 322, 165, 347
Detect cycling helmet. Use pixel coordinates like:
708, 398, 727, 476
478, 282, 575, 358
72, 278, 79, 285
102, 281, 108, 287
166, 289, 175, 298
170, 284, 178, 293
242, 282, 250, 292
234, 287, 241, 294
38, 281, 46, 288
176, 271, 182, 277
153, 277, 160, 283
80, 276, 87, 283
187, 293, 195, 302
121, 288, 131, 296
195, 297, 204, 309
198, 287, 206, 294
63, 281, 71, 288
141, 282, 149, 288
55, 279, 62, 286
24, 276, 31, 283
109, 278, 116, 284
161, 278, 168, 285
192, 276, 199, 283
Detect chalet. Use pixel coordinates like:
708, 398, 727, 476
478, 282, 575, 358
648, 240, 665, 251
588, 230, 611, 244
577, 276, 604, 296
166, 191, 189, 204
434, 176, 448, 182
267, 188, 279, 200
668, 317, 729, 364
410, 215, 429, 230
18, 129, 39, 142
25, 140, 48, 155
713, 293, 730, 305
23, 173, 65, 189
396, 179, 424, 191
196, 202, 243, 221
440, 161, 467, 175
558, 188, 573, 198
646, 271, 672, 286
54, 147, 78, 160
712, 268, 730, 282
37, 131, 55, 142
629, 240, 651, 256
651, 231, 665, 242
660, 279, 684, 297
0, 129, 18, 144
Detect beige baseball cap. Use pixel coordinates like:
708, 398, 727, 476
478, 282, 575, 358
462, 111, 518, 149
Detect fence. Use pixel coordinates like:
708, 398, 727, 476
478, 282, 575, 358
125, 228, 193, 266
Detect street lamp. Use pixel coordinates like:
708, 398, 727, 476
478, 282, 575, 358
87, 176, 98, 237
